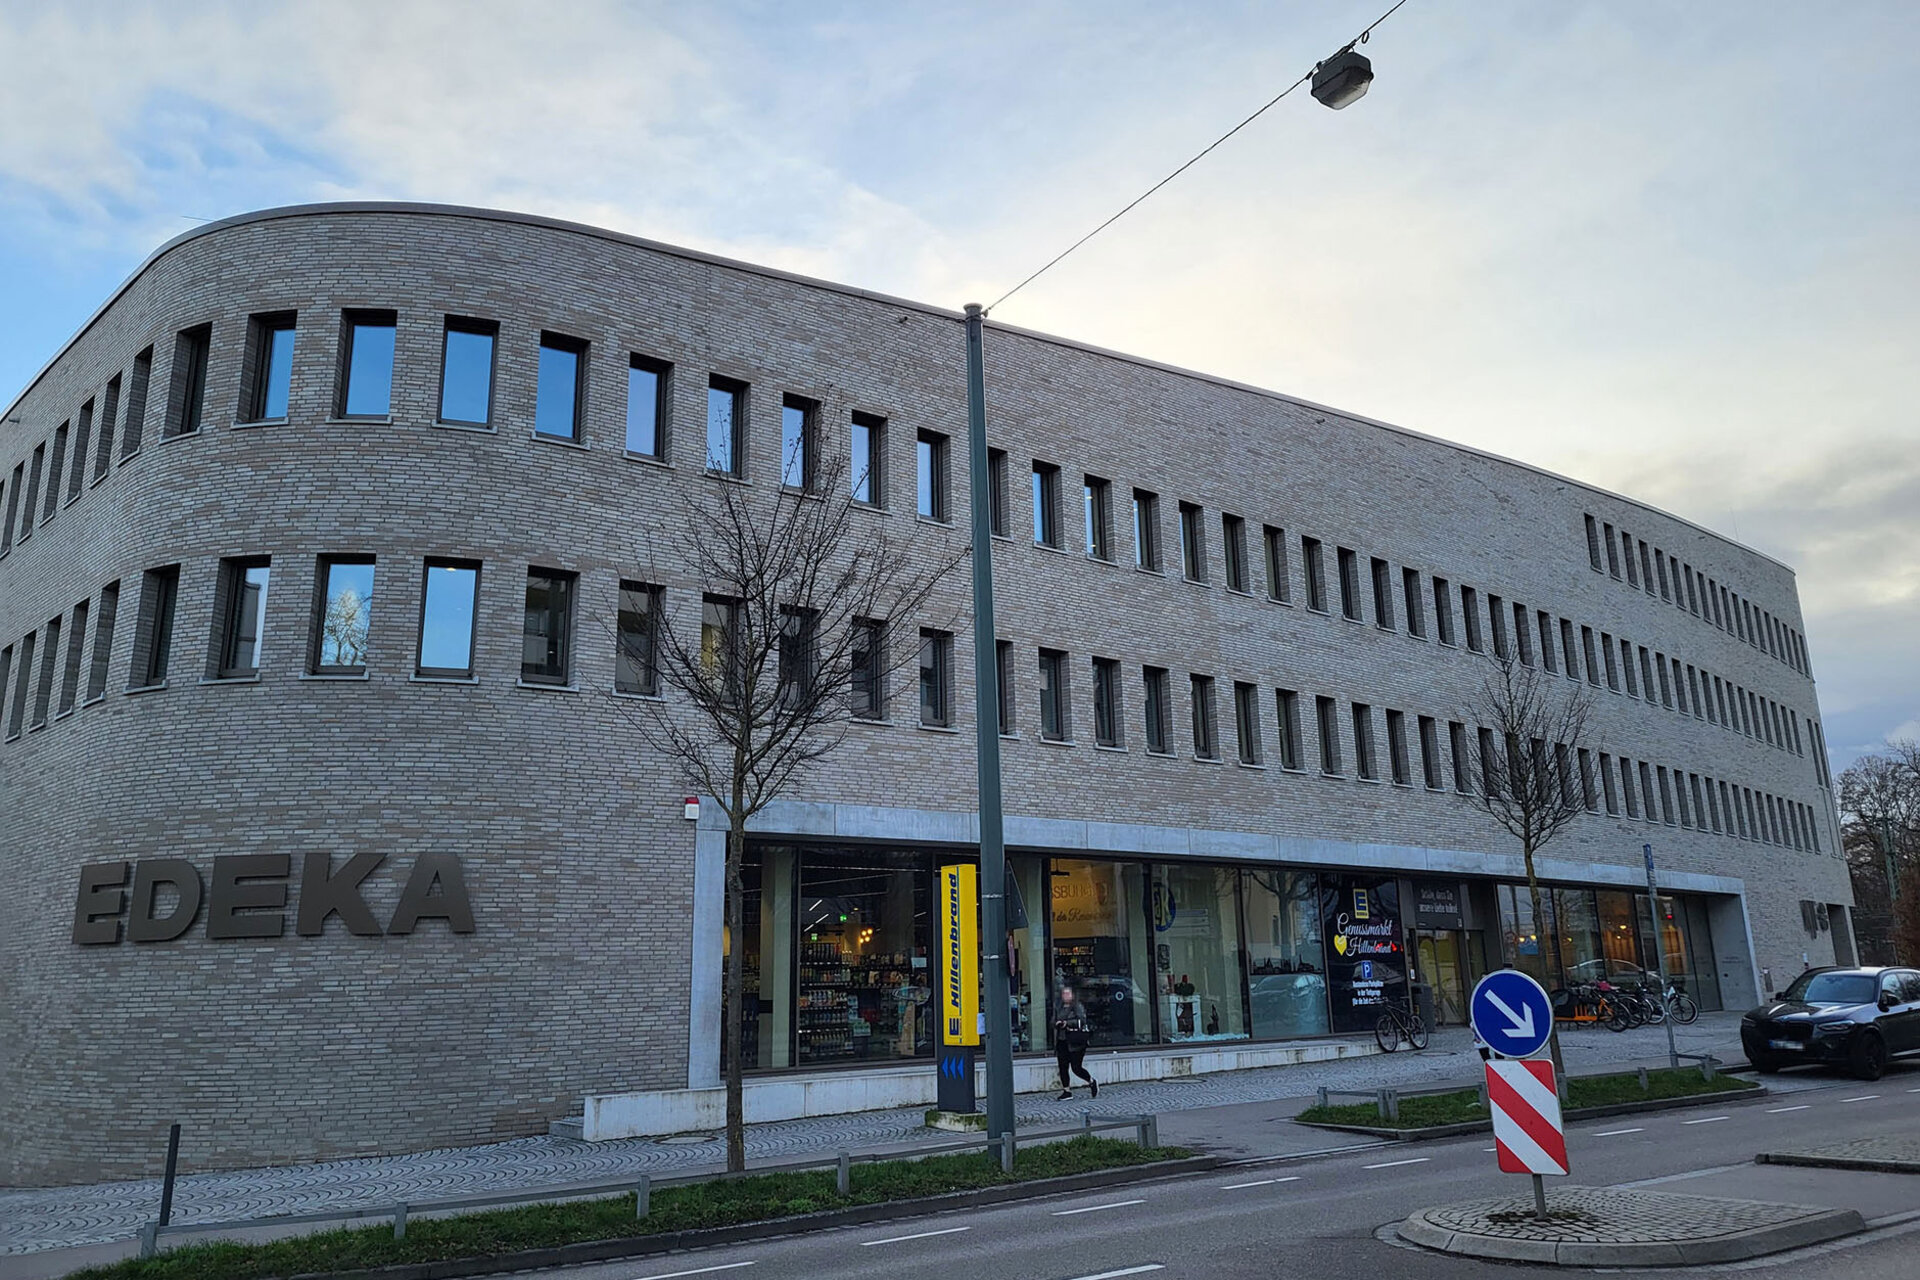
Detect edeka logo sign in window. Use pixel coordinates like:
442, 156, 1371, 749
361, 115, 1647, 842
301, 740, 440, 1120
1320, 874, 1406, 1034
71, 853, 475, 945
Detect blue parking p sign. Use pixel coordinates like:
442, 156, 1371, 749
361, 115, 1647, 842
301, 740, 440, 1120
1470, 969, 1554, 1059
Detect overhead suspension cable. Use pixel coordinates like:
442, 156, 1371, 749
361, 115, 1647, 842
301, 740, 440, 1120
984, 0, 1412, 315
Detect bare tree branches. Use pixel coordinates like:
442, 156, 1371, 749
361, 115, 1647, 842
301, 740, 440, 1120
1460, 652, 1596, 855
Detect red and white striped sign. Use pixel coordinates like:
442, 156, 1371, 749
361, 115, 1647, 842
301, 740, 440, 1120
1486, 1058, 1569, 1176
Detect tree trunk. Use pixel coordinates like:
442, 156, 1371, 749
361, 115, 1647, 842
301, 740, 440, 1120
1522, 844, 1567, 1078
723, 813, 746, 1173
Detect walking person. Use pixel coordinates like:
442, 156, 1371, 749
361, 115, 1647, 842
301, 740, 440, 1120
1052, 983, 1099, 1100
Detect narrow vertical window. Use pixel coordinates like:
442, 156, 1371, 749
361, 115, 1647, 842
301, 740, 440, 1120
214, 557, 271, 679
1316, 695, 1342, 774
1582, 627, 1600, 686
707, 376, 746, 475
439, 318, 498, 427
1352, 703, 1377, 780
916, 429, 949, 520
1449, 722, 1472, 792
1418, 715, 1442, 788
417, 560, 480, 678
1084, 476, 1113, 560
60, 600, 89, 713
1578, 748, 1598, 811
1488, 593, 1507, 657
8, 632, 35, 736
32, 615, 61, 727
918, 629, 952, 726
1638, 542, 1656, 595
1560, 618, 1579, 679
314, 557, 376, 674
1432, 577, 1455, 645
86, 581, 119, 701
1602, 633, 1619, 689
1604, 523, 1620, 576
19, 445, 43, 542
1584, 514, 1603, 570
1038, 648, 1070, 740
121, 347, 153, 458
535, 333, 588, 441
165, 323, 212, 436
987, 448, 1009, 536
93, 375, 121, 483
1337, 547, 1361, 620
43, 423, 68, 522
1133, 489, 1160, 570
1386, 708, 1410, 785
702, 597, 740, 699
1402, 567, 1426, 637
68, 399, 94, 503
1302, 537, 1327, 612
1462, 586, 1483, 652
780, 394, 819, 489
849, 617, 884, 718
626, 355, 671, 458
1600, 753, 1619, 814
1513, 603, 1533, 665
1536, 610, 1555, 671
1276, 690, 1304, 770
1371, 558, 1395, 630
241, 311, 297, 423
1143, 666, 1172, 753
1030, 461, 1061, 548
617, 585, 660, 693
1263, 525, 1289, 602
1622, 531, 1639, 585
1233, 681, 1261, 765
521, 568, 576, 685
1189, 674, 1218, 759
0, 647, 12, 735
996, 638, 1015, 734
775, 607, 817, 709
1178, 501, 1206, 581
1222, 514, 1248, 590
131, 565, 179, 689
1092, 657, 1122, 747
336, 310, 397, 418
850, 412, 884, 505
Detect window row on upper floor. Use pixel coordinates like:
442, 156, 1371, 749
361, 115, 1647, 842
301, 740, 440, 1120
1583, 512, 1809, 680
1, 551, 1829, 865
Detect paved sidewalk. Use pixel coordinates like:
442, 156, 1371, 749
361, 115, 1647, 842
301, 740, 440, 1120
0, 1014, 1748, 1259
1759, 1133, 1920, 1174
1398, 1185, 1866, 1265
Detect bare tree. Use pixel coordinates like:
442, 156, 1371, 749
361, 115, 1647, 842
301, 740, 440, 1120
320, 587, 371, 668
1460, 651, 1595, 1075
614, 447, 964, 1171
1839, 741, 1920, 963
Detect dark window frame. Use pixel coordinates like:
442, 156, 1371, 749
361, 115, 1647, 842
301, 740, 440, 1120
239, 310, 298, 424
706, 375, 748, 476
335, 309, 399, 420
437, 316, 500, 428
165, 322, 213, 437
312, 555, 377, 676
534, 331, 589, 442
212, 555, 272, 680
780, 393, 821, 491
416, 558, 483, 680
521, 566, 578, 685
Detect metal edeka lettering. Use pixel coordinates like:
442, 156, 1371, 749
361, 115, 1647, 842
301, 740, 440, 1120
71, 853, 475, 945
939, 863, 980, 1046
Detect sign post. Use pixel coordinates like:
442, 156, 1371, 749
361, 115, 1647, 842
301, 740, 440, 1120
937, 864, 980, 1114
1470, 969, 1565, 1219
1644, 843, 1680, 1069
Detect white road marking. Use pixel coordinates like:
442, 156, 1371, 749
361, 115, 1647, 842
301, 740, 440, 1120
1594, 1128, 1644, 1136
1767, 1105, 1810, 1113
1841, 1095, 1880, 1103
630, 1264, 756, 1280
1364, 1157, 1431, 1170
1681, 1115, 1729, 1125
860, 1226, 971, 1247
1066, 1267, 1165, 1280
1053, 1198, 1147, 1217
1222, 1175, 1301, 1190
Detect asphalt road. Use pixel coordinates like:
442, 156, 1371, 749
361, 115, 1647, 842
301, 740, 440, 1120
552, 1061, 1920, 1280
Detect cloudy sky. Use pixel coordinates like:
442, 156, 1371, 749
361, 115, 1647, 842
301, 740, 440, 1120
2, 1, 1914, 769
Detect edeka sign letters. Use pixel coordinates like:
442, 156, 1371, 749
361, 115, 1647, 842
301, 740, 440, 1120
939, 863, 980, 1046
1320, 874, 1407, 1033
71, 852, 475, 945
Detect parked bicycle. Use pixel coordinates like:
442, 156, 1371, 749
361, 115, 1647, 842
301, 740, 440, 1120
1374, 1000, 1430, 1052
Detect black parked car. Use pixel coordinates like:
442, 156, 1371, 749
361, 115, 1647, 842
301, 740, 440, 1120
1741, 966, 1920, 1080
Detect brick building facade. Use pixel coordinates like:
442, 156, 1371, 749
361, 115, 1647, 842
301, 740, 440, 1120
0, 204, 1854, 1185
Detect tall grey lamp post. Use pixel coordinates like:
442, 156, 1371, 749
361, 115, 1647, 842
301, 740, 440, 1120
963, 302, 1016, 1140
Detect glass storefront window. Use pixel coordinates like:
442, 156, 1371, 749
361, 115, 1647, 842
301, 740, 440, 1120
1498, 884, 1555, 989
1635, 893, 1690, 993
1151, 863, 1248, 1041
1008, 856, 1049, 1051
1243, 868, 1328, 1037
1595, 890, 1641, 979
1682, 897, 1721, 1010
795, 847, 933, 1064
1552, 888, 1601, 988
1049, 859, 1152, 1047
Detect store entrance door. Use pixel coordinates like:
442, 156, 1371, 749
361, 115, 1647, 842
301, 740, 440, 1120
1415, 930, 1470, 1025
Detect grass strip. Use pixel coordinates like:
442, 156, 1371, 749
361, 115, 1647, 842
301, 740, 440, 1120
71, 1135, 1187, 1280
1295, 1066, 1757, 1130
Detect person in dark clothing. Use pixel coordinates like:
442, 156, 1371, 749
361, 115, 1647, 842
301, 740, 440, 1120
1052, 984, 1098, 1100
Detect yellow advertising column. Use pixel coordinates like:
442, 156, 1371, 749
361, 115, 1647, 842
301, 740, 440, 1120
937, 864, 980, 1113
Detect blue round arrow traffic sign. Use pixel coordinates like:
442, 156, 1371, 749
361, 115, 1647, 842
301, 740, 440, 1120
1469, 969, 1554, 1059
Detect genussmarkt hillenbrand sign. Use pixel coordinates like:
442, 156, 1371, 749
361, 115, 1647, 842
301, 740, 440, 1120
1469, 968, 1554, 1059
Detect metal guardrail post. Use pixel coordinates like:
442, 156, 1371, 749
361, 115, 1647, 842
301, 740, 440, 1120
1700, 1055, 1717, 1081
836, 1150, 851, 1196
1143, 1114, 1158, 1149
138, 1222, 158, 1259
392, 1204, 407, 1240
634, 1175, 650, 1219
1375, 1088, 1390, 1119
1000, 1132, 1015, 1172
1638, 1067, 1650, 1092
1477, 1081, 1488, 1108
1316, 1086, 1329, 1108
1387, 1090, 1401, 1122
1081, 1108, 1093, 1133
